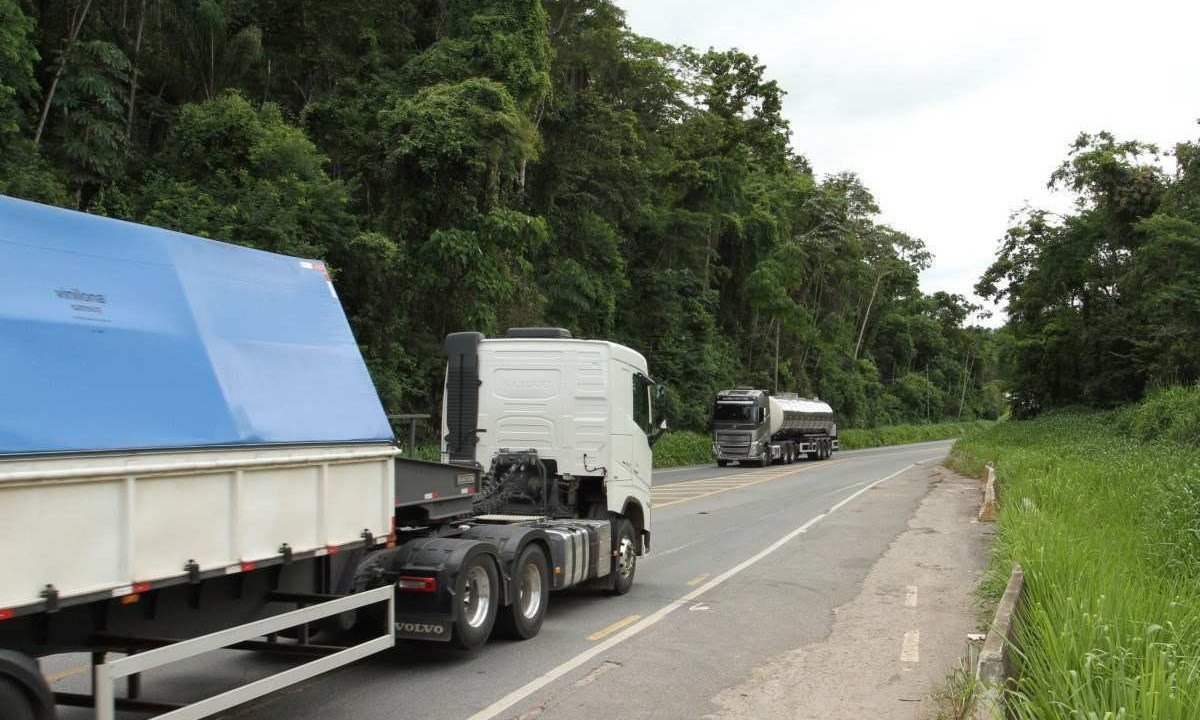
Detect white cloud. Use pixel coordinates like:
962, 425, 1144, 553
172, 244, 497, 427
621, 0, 1200, 325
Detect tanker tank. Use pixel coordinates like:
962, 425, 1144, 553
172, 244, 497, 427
766, 394, 836, 440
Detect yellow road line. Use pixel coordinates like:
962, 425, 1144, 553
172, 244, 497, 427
45, 665, 89, 683
685, 573, 710, 586
586, 614, 642, 642
651, 459, 847, 509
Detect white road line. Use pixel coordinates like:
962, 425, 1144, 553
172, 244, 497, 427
901, 630, 921, 663
463, 463, 918, 720
905, 585, 918, 607
825, 479, 872, 496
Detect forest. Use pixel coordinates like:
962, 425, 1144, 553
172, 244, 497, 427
0, 0, 1004, 430
979, 129, 1200, 417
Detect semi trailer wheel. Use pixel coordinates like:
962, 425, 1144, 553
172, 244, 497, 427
495, 544, 549, 640
609, 516, 637, 596
450, 555, 500, 650
0, 677, 35, 720
716, 459, 729, 467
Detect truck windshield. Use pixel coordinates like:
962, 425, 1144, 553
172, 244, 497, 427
713, 403, 755, 422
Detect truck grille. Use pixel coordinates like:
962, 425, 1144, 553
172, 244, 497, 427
715, 432, 753, 457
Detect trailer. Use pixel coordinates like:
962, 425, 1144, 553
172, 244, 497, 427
711, 389, 838, 467
0, 196, 664, 720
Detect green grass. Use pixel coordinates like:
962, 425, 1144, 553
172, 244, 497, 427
838, 420, 994, 450
651, 431, 713, 468
949, 389, 1200, 719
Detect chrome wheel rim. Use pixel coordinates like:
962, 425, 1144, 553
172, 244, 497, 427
462, 565, 492, 628
617, 536, 636, 580
517, 562, 543, 620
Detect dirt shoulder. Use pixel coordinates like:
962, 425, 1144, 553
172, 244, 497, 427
706, 463, 991, 720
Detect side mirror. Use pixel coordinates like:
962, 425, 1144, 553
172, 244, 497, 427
649, 419, 667, 448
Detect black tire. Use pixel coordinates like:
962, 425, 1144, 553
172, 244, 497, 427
495, 544, 549, 640
822, 439, 831, 460
0, 677, 35, 720
609, 516, 637, 595
450, 553, 500, 650
716, 459, 729, 467
758, 452, 770, 468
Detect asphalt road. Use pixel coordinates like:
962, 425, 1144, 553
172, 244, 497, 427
48, 439, 955, 719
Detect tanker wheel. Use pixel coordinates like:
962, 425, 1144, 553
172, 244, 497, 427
786, 444, 796, 464
821, 439, 831, 460
717, 459, 729, 467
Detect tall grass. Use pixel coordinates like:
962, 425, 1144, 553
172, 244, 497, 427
838, 420, 994, 450
950, 391, 1200, 718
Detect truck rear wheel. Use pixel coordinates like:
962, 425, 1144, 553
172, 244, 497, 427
716, 459, 729, 467
758, 452, 770, 468
450, 555, 500, 650
0, 676, 35, 720
609, 516, 637, 595
495, 543, 549, 640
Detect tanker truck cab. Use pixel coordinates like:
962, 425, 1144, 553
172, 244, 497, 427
442, 328, 664, 563
712, 389, 838, 467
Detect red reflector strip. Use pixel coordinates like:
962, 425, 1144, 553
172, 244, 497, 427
240, 561, 257, 572
326, 544, 340, 555
132, 582, 152, 594
0, 609, 12, 621
396, 576, 437, 592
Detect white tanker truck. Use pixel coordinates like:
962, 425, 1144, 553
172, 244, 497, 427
711, 389, 839, 467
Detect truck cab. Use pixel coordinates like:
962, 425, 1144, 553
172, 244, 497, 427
441, 328, 665, 554
712, 389, 772, 465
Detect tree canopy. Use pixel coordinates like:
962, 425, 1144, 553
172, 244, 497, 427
979, 128, 1200, 417
1, 0, 1003, 431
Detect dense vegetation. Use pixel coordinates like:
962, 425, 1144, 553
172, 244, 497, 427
951, 389, 1200, 718
979, 128, 1200, 417
0, 0, 1001, 431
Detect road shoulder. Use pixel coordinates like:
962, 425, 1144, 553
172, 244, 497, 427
706, 463, 990, 720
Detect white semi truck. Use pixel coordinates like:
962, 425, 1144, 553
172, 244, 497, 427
711, 388, 838, 466
0, 196, 664, 720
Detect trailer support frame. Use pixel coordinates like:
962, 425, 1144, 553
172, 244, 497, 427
88, 585, 394, 720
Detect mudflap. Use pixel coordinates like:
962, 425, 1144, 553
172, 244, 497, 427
353, 536, 501, 643
393, 614, 454, 642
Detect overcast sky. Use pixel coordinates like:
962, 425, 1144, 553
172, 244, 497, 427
621, 0, 1200, 324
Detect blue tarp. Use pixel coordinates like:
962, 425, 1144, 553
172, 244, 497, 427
0, 195, 394, 454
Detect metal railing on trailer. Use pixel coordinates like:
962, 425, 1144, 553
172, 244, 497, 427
77, 585, 394, 720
